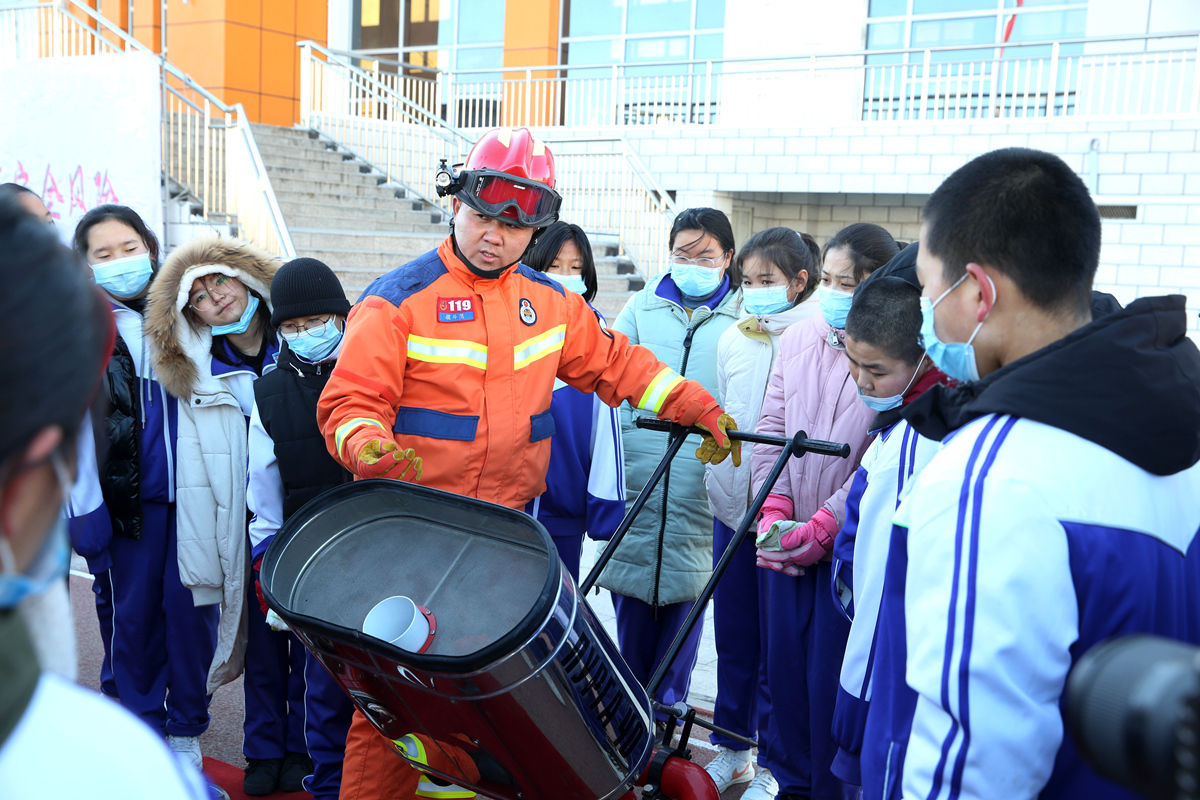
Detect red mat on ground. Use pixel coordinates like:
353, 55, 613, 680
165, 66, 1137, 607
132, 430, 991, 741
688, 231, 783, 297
203, 757, 312, 800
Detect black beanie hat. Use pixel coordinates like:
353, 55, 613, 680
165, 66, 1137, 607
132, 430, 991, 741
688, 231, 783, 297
270, 257, 351, 326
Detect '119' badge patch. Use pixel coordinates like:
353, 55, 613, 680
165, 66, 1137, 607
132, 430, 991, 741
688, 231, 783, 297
438, 296, 475, 322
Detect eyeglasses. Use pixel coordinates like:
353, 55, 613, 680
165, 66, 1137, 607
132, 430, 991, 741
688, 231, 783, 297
189, 275, 237, 310
279, 315, 334, 336
669, 254, 725, 269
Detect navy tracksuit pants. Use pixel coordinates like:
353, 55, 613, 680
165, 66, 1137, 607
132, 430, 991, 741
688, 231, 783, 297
243, 584, 307, 760
551, 533, 584, 581
758, 560, 851, 799
710, 519, 771, 750
611, 593, 705, 718
91, 500, 218, 736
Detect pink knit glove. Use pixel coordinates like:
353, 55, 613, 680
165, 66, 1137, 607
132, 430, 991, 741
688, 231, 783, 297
778, 507, 840, 567
756, 493, 795, 537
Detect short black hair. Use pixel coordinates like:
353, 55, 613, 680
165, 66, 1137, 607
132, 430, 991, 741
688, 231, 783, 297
72, 204, 161, 266
524, 221, 598, 303
922, 147, 1100, 315
845, 275, 924, 365
736, 227, 821, 303
823, 222, 901, 283
0, 195, 111, 468
0, 182, 38, 199
670, 207, 738, 283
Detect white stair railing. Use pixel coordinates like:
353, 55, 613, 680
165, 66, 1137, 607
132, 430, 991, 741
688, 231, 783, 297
351, 31, 1199, 130
298, 41, 677, 277
1, 0, 294, 258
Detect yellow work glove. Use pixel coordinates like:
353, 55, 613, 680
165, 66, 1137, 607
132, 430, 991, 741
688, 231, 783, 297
354, 436, 423, 482
694, 407, 740, 467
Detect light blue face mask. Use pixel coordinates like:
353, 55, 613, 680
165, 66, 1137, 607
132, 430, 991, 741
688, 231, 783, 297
211, 294, 261, 336
818, 284, 855, 329
742, 285, 793, 317
919, 272, 993, 383
0, 454, 71, 609
672, 263, 724, 299
857, 355, 925, 413
283, 318, 343, 362
91, 252, 153, 300
543, 271, 588, 296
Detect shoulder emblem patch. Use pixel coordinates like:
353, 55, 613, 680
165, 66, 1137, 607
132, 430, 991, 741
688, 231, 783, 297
519, 298, 537, 326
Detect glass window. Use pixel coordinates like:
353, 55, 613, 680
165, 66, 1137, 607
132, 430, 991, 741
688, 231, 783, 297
457, 1, 503, 43
867, 21, 905, 49
912, 0, 996, 13
455, 45, 503, 73
566, 38, 621, 67
1006, 0, 1087, 6
627, 0, 691, 35
1006, 9, 1086, 42
695, 0, 725, 29
626, 35, 689, 62
566, 0, 623, 36
694, 32, 723, 60
869, 0, 908, 16
911, 16, 994, 47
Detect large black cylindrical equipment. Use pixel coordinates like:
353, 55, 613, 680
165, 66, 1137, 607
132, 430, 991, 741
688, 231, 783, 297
260, 479, 655, 800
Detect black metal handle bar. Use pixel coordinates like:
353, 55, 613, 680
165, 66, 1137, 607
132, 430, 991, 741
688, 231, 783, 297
631, 416, 851, 458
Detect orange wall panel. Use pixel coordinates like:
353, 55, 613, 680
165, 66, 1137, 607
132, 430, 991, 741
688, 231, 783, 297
224, 0, 264, 28
166, 20, 228, 89
502, 0, 560, 126
221, 87, 262, 119
261, 29, 298, 99
224, 22, 264, 93
260, 95, 296, 127
262, 0, 296, 35
503, 0, 559, 68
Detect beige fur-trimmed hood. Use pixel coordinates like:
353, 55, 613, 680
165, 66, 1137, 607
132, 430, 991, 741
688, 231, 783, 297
146, 236, 279, 400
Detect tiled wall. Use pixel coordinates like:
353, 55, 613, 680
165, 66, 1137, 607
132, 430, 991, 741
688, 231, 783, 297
592, 116, 1200, 336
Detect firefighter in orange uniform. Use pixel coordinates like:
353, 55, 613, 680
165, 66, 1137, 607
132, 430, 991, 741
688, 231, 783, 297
318, 127, 740, 800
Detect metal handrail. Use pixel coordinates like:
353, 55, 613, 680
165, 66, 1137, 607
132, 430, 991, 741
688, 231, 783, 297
4, 0, 294, 257
298, 40, 679, 275
338, 30, 1200, 78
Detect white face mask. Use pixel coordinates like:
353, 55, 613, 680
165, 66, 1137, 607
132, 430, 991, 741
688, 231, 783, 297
542, 271, 588, 296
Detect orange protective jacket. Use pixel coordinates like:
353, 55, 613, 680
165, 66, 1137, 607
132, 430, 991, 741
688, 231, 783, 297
318, 238, 715, 509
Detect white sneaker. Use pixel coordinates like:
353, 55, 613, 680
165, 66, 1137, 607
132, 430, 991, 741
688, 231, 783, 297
166, 734, 203, 771
741, 766, 779, 800
704, 746, 755, 792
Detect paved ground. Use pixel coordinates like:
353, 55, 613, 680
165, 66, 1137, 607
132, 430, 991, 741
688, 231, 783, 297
69, 541, 757, 798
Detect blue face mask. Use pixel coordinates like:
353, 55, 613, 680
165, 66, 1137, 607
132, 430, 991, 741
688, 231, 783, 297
818, 284, 854, 329
282, 318, 343, 362
543, 271, 587, 296
742, 285, 793, 317
0, 454, 71, 609
919, 273, 992, 383
211, 294, 261, 336
91, 252, 153, 300
857, 355, 925, 413
672, 264, 724, 299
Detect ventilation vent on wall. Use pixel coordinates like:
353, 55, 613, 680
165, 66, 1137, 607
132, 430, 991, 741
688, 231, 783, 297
1097, 205, 1137, 219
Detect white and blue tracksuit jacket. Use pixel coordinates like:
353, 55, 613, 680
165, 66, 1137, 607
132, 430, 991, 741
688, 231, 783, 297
862, 295, 1200, 800
829, 418, 941, 787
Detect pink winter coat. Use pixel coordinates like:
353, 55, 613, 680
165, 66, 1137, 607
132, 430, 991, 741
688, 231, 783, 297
751, 313, 875, 529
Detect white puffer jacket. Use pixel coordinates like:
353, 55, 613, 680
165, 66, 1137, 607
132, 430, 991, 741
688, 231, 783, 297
704, 299, 819, 528
146, 237, 278, 692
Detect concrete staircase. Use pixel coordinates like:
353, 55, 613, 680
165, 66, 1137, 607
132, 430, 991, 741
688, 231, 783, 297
250, 123, 644, 318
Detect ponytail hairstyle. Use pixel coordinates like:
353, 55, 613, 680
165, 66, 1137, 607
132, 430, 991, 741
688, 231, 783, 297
735, 227, 821, 304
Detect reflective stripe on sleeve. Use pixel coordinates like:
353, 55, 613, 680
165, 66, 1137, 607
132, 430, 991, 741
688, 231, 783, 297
334, 417, 388, 458
407, 335, 488, 369
637, 367, 685, 413
513, 324, 567, 370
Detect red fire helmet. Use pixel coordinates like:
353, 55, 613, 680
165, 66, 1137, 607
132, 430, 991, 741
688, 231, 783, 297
437, 128, 562, 228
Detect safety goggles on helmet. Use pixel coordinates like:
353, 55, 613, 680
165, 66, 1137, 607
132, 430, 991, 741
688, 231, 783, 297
438, 166, 562, 228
